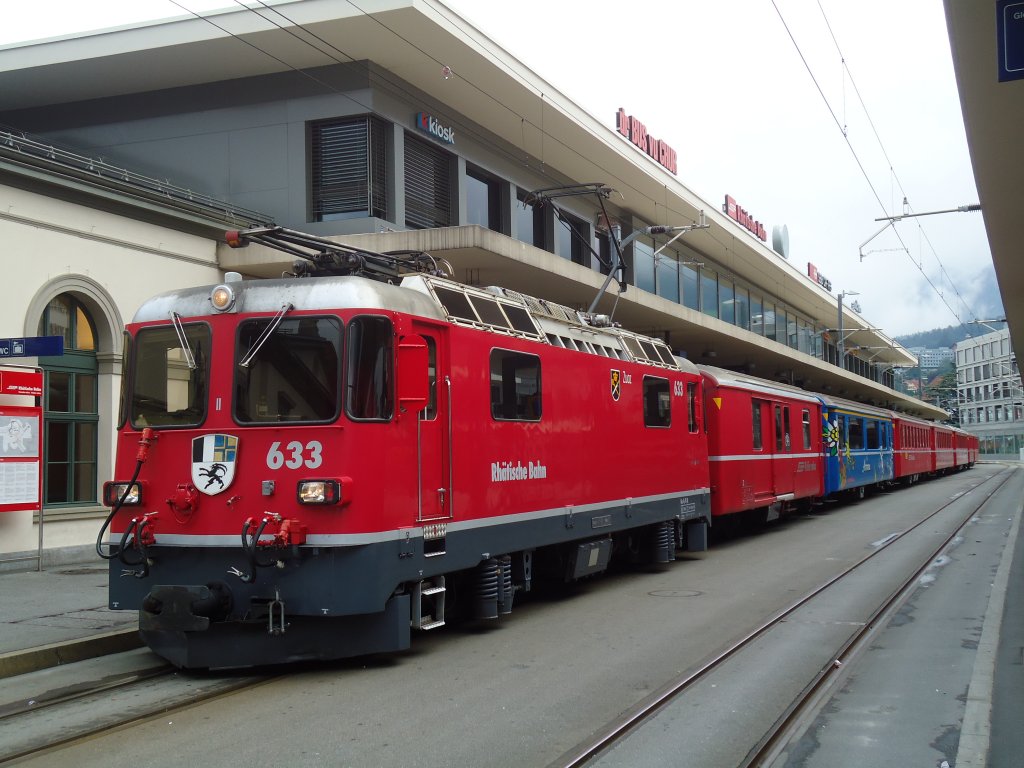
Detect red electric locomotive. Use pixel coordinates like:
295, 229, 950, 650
100, 228, 711, 668
700, 367, 824, 525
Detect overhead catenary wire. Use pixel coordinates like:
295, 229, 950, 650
814, 0, 981, 329
775, 0, 981, 333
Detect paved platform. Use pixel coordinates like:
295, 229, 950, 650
0, 562, 140, 678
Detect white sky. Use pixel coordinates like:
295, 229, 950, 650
1, 0, 994, 338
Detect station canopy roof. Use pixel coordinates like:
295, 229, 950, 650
0, 0, 945, 418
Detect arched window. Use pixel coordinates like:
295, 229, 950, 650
38, 295, 98, 506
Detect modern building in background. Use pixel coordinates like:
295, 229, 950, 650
907, 346, 955, 370
955, 328, 1023, 457
0, 0, 941, 563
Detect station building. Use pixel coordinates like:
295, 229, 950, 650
955, 327, 1024, 458
0, 0, 935, 564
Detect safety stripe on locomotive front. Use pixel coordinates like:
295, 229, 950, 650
145, 487, 711, 547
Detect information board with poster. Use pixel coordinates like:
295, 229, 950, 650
0, 367, 43, 513
0, 404, 41, 512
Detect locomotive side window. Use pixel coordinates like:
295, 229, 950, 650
130, 324, 210, 428
346, 316, 394, 421
490, 349, 541, 421
643, 376, 671, 427
236, 316, 341, 423
802, 409, 811, 450
421, 337, 438, 420
687, 382, 698, 433
752, 399, 763, 450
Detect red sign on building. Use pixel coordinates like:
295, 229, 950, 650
616, 108, 678, 174
0, 369, 44, 397
723, 195, 767, 242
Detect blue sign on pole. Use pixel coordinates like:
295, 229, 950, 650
0, 336, 64, 358
998, 0, 1024, 82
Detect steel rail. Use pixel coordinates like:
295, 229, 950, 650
0, 665, 273, 765
553, 467, 1015, 768
741, 465, 1017, 767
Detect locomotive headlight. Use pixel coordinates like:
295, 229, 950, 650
210, 283, 236, 312
103, 481, 142, 507
297, 480, 341, 505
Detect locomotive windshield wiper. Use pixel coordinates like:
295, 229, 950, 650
169, 311, 197, 370
239, 303, 292, 368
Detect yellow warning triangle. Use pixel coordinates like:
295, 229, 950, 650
713, 397, 722, 410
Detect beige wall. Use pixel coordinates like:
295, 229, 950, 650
0, 184, 223, 560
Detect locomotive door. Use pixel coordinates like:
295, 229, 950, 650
413, 329, 452, 522
771, 403, 795, 498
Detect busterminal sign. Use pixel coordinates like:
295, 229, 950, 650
0, 336, 64, 358
616, 108, 678, 175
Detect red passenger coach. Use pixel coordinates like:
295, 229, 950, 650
700, 367, 823, 522
953, 428, 977, 468
892, 414, 935, 482
934, 424, 956, 472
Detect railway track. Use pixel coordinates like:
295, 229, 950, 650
0, 649, 267, 764
554, 465, 1018, 768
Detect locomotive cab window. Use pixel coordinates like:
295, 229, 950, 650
490, 349, 541, 421
346, 316, 394, 421
130, 324, 211, 428
643, 376, 671, 427
236, 316, 341, 423
752, 399, 763, 450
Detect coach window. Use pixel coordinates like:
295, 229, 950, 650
643, 376, 671, 427
346, 316, 394, 420
752, 400, 763, 450
236, 316, 341, 423
490, 350, 541, 421
802, 409, 812, 450
866, 420, 879, 450
848, 417, 865, 450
